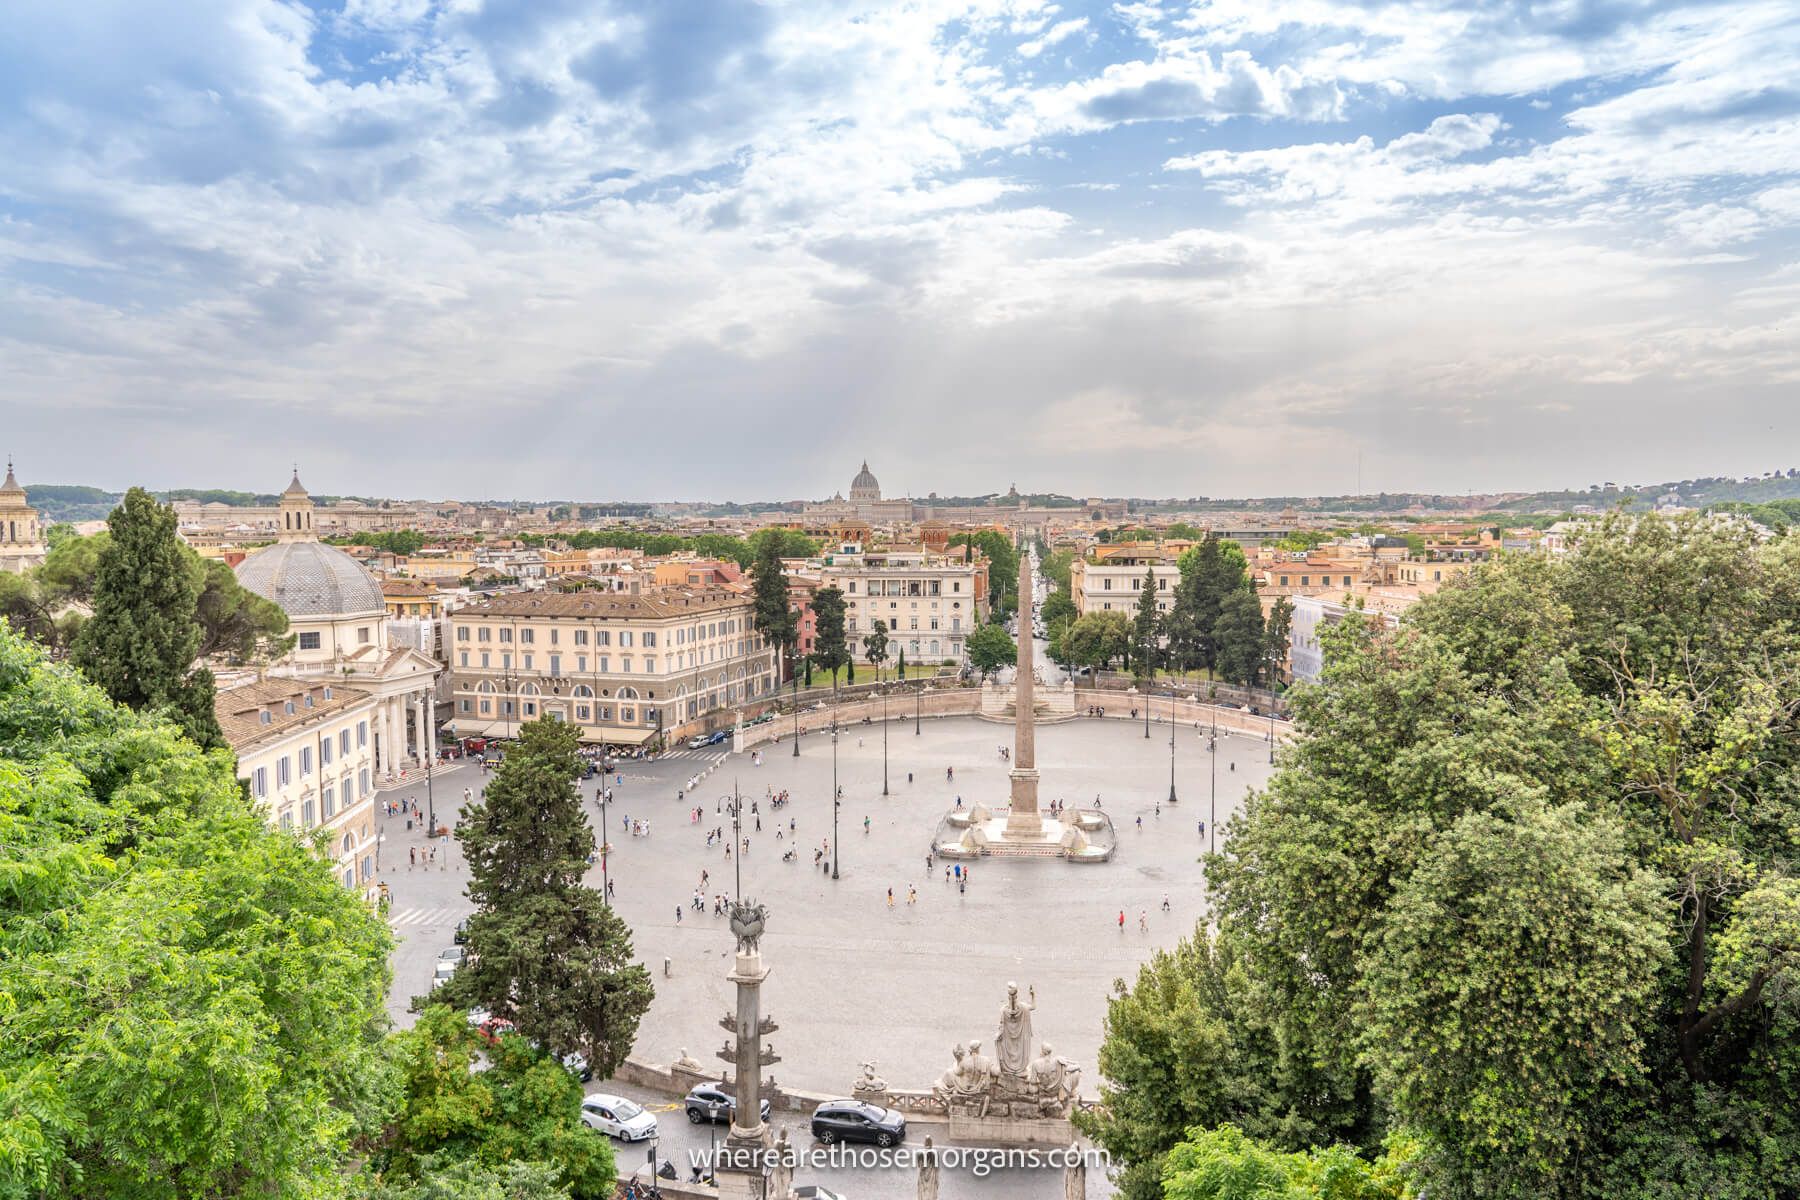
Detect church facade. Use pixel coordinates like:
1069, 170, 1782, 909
0, 460, 47, 573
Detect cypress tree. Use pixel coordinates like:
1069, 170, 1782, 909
72, 487, 224, 749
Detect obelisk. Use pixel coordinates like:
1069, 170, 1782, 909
1004, 551, 1043, 838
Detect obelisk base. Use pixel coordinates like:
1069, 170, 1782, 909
1004, 768, 1042, 837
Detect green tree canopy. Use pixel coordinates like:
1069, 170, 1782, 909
811, 585, 850, 680
0, 623, 394, 1199
966, 622, 1017, 680
1090, 513, 1800, 1199
862, 619, 890, 671
70, 487, 224, 748
440, 719, 653, 1080
750, 535, 798, 674
1064, 611, 1131, 672
948, 530, 1019, 614
1133, 566, 1162, 679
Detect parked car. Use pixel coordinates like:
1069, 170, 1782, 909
687, 733, 712, 749
453, 918, 470, 945
438, 945, 465, 965
810, 1099, 906, 1147
432, 958, 458, 985
793, 1189, 848, 1200
707, 730, 729, 746
685, 1083, 771, 1125
581, 1093, 659, 1141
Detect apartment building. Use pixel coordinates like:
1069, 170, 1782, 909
216, 678, 380, 894
446, 587, 777, 747
1070, 543, 1179, 616
818, 547, 990, 665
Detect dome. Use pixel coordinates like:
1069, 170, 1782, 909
850, 460, 880, 501
236, 539, 385, 618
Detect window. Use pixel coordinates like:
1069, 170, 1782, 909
357, 721, 367, 747
577, 705, 591, 721
460, 651, 468, 667
303, 693, 315, 708
596, 630, 611, 645
259, 711, 272, 725
599, 656, 610, 672
523, 653, 533, 670
357, 626, 371, 644
549, 654, 561, 675
620, 631, 634, 648
549, 628, 559, 645
478, 627, 491, 642
499, 628, 512, 642
521, 628, 534, 644
621, 707, 635, 723
321, 784, 336, 818
501, 653, 511, 669
1103, 579, 1112, 590
577, 655, 587, 671
359, 768, 369, 796
321, 738, 333, 766
252, 767, 268, 798
301, 800, 315, 828
284, 701, 296, 715
278, 757, 291, 787
481, 652, 490, 668
457, 626, 469, 641
299, 747, 313, 776
643, 631, 656, 647
298, 631, 321, 650
523, 702, 536, 716
645, 656, 656, 672
460, 698, 471, 713
575, 629, 588, 645
280, 811, 294, 831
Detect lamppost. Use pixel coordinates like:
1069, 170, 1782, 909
600, 789, 610, 907
1144, 675, 1151, 738
790, 645, 801, 757
881, 684, 889, 796
424, 720, 436, 835
1268, 690, 1276, 765
1167, 687, 1178, 805
1210, 705, 1218, 857
914, 682, 921, 735
831, 723, 840, 880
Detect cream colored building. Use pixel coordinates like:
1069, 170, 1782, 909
820, 547, 990, 664
447, 587, 777, 747
216, 677, 380, 892
0, 460, 47, 573
1070, 544, 1176, 616
235, 474, 442, 781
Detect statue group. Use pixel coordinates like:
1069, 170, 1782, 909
929, 982, 1082, 1119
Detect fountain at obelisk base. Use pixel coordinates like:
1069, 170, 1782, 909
934, 550, 1115, 863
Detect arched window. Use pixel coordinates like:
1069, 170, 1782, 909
573, 684, 594, 698
476, 681, 496, 694
520, 682, 541, 696
617, 687, 639, 700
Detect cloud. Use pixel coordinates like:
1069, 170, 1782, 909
0, 0, 1796, 500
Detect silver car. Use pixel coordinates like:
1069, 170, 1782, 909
582, 1093, 658, 1141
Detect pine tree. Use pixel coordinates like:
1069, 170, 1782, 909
1133, 566, 1161, 681
72, 487, 224, 749
441, 718, 653, 1077
750, 535, 799, 724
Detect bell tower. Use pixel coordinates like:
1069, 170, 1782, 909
277, 468, 317, 543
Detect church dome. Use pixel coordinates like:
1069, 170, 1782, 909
850, 461, 880, 501
236, 539, 385, 618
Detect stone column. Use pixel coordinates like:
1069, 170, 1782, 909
1005, 549, 1042, 837
717, 904, 778, 1200
424, 693, 438, 763
414, 694, 428, 765
377, 699, 394, 777
385, 701, 402, 776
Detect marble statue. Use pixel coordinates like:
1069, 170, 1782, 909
917, 1134, 940, 1200
770, 1127, 794, 1200
1028, 1042, 1082, 1115
1064, 1140, 1087, 1200
995, 982, 1036, 1078
729, 899, 768, 954
673, 1047, 702, 1072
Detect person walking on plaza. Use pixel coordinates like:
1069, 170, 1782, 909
907, 885, 917, 905
1118, 910, 1125, 932
886, 888, 894, 909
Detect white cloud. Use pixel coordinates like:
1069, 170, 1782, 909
1018, 16, 1088, 58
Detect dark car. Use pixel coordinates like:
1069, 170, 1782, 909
453, 918, 470, 945
810, 1100, 906, 1147
685, 1083, 771, 1125
707, 730, 729, 746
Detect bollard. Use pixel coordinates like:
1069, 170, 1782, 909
663, 956, 672, 978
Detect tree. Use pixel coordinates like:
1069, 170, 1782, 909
745, 527, 821, 562
966, 622, 1017, 680
440, 719, 653, 1082
1064, 611, 1131, 672
1039, 586, 1077, 630
1260, 597, 1293, 688
948, 530, 1019, 615
750, 534, 799, 710
193, 556, 292, 662
0, 622, 395, 1200
1161, 1126, 1416, 1200
379, 1006, 612, 1199
897, 646, 907, 681
1090, 513, 1800, 1200
863, 619, 890, 677
1132, 566, 1161, 680
811, 585, 850, 708
70, 487, 223, 749
1210, 589, 1265, 686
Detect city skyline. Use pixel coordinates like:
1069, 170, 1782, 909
3, 1, 1797, 497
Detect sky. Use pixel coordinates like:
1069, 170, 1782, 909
1, 0, 1797, 502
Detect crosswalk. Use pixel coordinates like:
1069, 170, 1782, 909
659, 749, 730, 763
388, 906, 463, 928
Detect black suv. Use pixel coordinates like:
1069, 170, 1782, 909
810, 1099, 906, 1147
684, 1083, 772, 1125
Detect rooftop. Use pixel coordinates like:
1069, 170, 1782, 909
456, 587, 751, 620
215, 678, 371, 751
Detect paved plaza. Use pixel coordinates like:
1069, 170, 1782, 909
380, 712, 1274, 1099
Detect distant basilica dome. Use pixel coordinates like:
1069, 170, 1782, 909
235, 473, 385, 618
850, 460, 881, 503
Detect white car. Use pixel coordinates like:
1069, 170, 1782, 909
433, 959, 458, 985
582, 1093, 659, 1141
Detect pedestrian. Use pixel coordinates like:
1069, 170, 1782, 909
1162, 893, 1171, 911
1118, 910, 1125, 931
907, 771, 913, 784
607, 878, 615, 898
958, 877, 965, 895
907, 885, 917, 905
409, 846, 416, 869
1138, 909, 1148, 932
676, 905, 683, 923
945, 867, 951, 883
864, 816, 871, 833
1199, 820, 1207, 838
886, 888, 894, 908
1136, 816, 1143, 830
